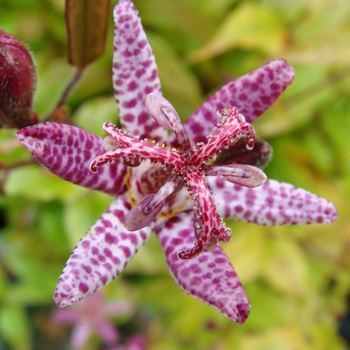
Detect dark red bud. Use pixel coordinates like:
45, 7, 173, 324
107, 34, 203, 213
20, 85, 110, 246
214, 138, 272, 169
65, 0, 111, 68
0, 29, 37, 128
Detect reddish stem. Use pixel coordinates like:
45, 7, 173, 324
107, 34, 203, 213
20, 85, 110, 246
46, 66, 85, 122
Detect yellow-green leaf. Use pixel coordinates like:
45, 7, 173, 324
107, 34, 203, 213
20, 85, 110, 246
188, 2, 286, 62
262, 236, 309, 297
225, 223, 268, 284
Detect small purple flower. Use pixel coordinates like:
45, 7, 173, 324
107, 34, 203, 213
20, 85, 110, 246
16, 0, 338, 324
51, 291, 133, 349
109, 334, 147, 350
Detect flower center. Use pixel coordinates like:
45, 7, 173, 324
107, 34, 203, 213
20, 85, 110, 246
90, 93, 266, 259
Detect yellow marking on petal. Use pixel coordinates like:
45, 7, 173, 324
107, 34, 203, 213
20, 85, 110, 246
158, 204, 186, 221
124, 169, 139, 208
124, 168, 132, 191
126, 189, 138, 208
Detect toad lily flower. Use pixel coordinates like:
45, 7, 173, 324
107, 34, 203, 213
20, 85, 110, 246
16, 0, 338, 324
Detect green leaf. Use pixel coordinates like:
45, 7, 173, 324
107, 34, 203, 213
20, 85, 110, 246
148, 33, 202, 119
240, 326, 306, 350
74, 96, 118, 136
244, 282, 299, 330
65, 0, 111, 67
63, 191, 111, 248
5, 165, 81, 201
134, 0, 215, 51
225, 223, 268, 284
34, 57, 73, 117
0, 305, 31, 350
262, 236, 309, 297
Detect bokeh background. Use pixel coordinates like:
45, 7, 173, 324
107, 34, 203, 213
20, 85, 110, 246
0, 0, 350, 349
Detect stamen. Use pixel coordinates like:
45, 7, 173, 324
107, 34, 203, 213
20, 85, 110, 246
90, 133, 185, 172
124, 193, 164, 231
103, 135, 122, 151
143, 176, 180, 215
145, 93, 191, 151
177, 171, 232, 259
191, 107, 256, 167
204, 235, 218, 252
177, 240, 204, 259
102, 122, 135, 147
91, 103, 265, 261
205, 164, 267, 188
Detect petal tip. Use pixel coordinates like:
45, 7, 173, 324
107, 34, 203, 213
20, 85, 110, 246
15, 125, 45, 161
54, 282, 86, 309
322, 201, 339, 224
54, 292, 73, 308
235, 301, 251, 324
268, 58, 295, 84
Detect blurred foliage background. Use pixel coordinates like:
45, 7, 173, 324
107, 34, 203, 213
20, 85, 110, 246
0, 0, 350, 349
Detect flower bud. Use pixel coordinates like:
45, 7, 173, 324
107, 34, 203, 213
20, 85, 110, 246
214, 138, 272, 168
0, 29, 37, 128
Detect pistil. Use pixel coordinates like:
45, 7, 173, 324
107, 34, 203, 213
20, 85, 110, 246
90, 94, 265, 258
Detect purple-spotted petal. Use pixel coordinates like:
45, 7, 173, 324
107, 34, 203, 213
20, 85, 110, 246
155, 212, 251, 324
185, 59, 295, 144
16, 122, 127, 196
54, 195, 151, 307
113, 0, 167, 141
209, 178, 339, 225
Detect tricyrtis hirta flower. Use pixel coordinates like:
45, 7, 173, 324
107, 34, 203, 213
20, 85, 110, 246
16, 0, 338, 324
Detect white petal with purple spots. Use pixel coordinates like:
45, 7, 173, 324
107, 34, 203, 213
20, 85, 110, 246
155, 212, 251, 324
209, 178, 338, 225
16, 122, 127, 196
113, 0, 167, 141
54, 195, 151, 307
184, 59, 295, 144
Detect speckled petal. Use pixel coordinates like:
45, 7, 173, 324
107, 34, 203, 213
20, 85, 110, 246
54, 195, 151, 308
210, 178, 339, 225
155, 212, 251, 324
16, 122, 127, 196
113, 0, 167, 141
185, 59, 295, 144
